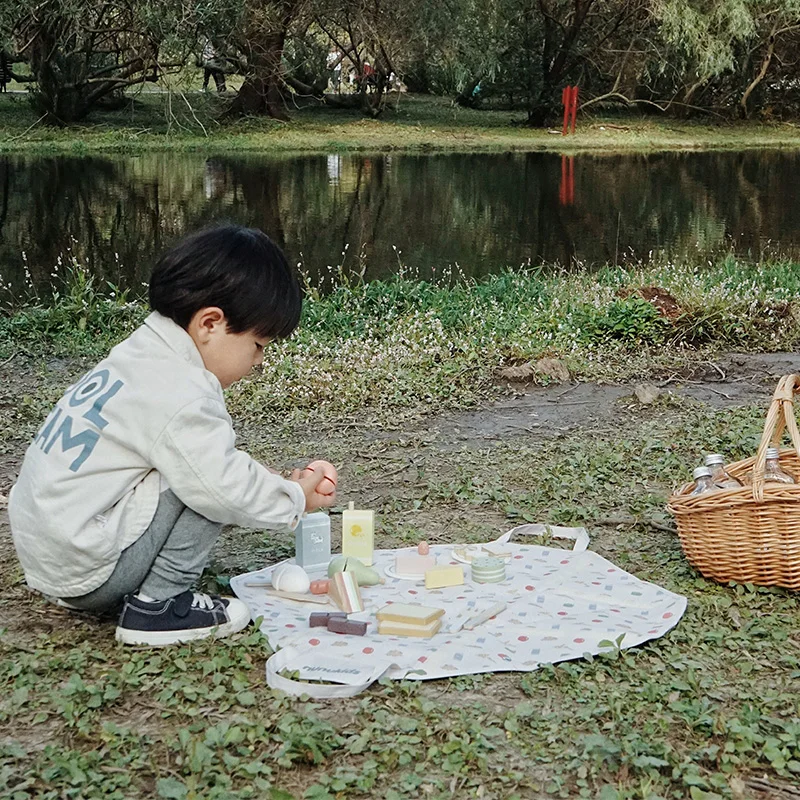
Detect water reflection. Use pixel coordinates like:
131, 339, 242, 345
1, 149, 799, 296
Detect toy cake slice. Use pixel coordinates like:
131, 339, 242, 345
394, 553, 436, 577
376, 603, 444, 626
329, 570, 364, 613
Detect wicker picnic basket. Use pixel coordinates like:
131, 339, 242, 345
667, 373, 800, 591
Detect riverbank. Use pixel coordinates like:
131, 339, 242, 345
2, 93, 800, 155
1, 263, 799, 796
3, 257, 799, 432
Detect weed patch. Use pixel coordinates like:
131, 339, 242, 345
2, 256, 799, 434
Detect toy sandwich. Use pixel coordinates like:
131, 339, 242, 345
376, 603, 444, 638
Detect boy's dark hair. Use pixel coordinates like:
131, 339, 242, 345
148, 224, 301, 339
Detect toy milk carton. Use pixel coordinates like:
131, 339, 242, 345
295, 512, 331, 569
341, 501, 375, 566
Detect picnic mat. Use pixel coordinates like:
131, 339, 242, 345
230, 524, 687, 697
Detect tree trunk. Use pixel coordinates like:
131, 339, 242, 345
227, 2, 297, 120
455, 79, 481, 108
525, 0, 597, 127
527, 102, 550, 127
25, 14, 162, 126
28, 18, 90, 125
739, 33, 776, 119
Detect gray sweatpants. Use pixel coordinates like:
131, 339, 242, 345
63, 489, 222, 613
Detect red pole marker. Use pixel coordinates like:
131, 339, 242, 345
559, 155, 575, 206
562, 86, 569, 135
570, 85, 579, 133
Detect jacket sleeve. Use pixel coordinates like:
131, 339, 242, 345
148, 396, 306, 530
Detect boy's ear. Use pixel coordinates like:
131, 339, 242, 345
190, 307, 227, 342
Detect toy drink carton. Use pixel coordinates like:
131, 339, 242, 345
341, 501, 374, 566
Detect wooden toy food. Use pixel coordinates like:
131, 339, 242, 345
295, 512, 331, 569
309, 611, 346, 627
303, 460, 338, 496
470, 557, 506, 584
341, 501, 375, 565
424, 564, 464, 589
271, 564, 311, 594
329, 570, 364, 613
327, 617, 368, 635
327, 555, 383, 585
394, 552, 436, 577
376, 604, 444, 626
376, 603, 445, 638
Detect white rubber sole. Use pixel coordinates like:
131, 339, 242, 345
115, 598, 251, 647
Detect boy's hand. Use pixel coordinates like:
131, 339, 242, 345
290, 468, 336, 513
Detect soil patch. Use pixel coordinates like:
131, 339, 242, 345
403, 351, 798, 449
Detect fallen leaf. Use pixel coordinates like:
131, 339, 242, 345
496, 362, 536, 382
535, 357, 570, 383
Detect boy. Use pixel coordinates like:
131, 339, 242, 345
9, 225, 335, 646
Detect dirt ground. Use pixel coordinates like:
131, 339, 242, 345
2, 351, 800, 797
1, 350, 796, 633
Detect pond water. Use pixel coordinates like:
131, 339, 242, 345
2, 148, 800, 296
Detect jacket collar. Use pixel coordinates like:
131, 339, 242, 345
144, 312, 206, 370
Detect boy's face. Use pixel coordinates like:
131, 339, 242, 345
188, 308, 269, 389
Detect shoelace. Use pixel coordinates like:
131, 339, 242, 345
191, 592, 216, 610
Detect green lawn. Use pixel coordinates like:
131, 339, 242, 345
2, 91, 800, 155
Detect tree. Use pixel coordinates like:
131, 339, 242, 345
311, 0, 443, 115
651, 0, 800, 117
225, 0, 300, 119
0, 0, 201, 125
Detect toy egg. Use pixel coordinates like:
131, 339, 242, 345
270, 563, 289, 584
417, 541, 430, 555
271, 564, 311, 593
304, 460, 338, 496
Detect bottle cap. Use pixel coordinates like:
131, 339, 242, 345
766, 447, 780, 460
704, 454, 724, 466
693, 467, 712, 479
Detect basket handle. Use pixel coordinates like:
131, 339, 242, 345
752, 374, 800, 501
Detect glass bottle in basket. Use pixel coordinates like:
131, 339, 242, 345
690, 466, 718, 496
704, 453, 742, 489
763, 447, 796, 484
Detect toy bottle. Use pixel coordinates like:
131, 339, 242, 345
764, 447, 796, 484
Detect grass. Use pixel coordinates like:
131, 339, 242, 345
1, 398, 800, 799
2, 255, 799, 429
1, 257, 799, 798
2, 91, 800, 156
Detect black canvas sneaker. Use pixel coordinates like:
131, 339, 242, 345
115, 591, 250, 646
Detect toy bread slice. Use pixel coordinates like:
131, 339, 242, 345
378, 618, 442, 638
376, 603, 444, 626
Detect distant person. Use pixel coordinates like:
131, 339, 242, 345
8, 225, 336, 646
0, 52, 11, 93
201, 40, 227, 93
327, 49, 343, 92
361, 62, 376, 93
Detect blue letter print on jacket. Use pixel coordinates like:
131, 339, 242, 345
34, 369, 124, 472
